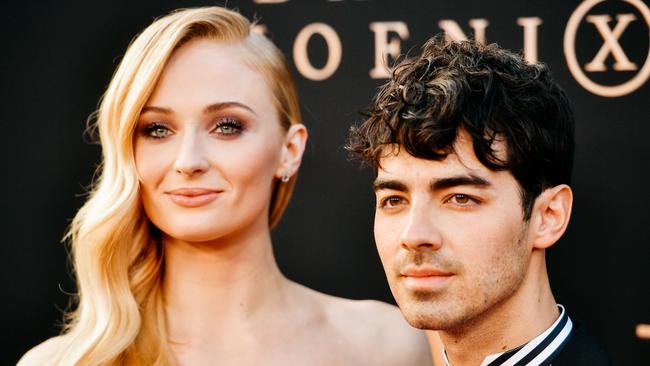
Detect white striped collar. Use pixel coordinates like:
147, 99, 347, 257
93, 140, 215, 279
442, 305, 573, 366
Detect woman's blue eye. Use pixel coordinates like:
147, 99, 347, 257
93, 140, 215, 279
214, 118, 244, 135
143, 123, 172, 139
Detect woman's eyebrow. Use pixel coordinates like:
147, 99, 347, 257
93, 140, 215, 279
140, 105, 172, 114
203, 101, 257, 116
140, 102, 258, 116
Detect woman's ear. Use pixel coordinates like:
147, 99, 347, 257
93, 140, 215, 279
530, 184, 573, 249
276, 124, 308, 179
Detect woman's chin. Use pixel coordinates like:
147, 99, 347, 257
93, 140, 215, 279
159, 223, 232, 244
150, 208, 268, 245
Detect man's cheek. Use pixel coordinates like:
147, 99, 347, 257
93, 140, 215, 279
376, 224, 399, 253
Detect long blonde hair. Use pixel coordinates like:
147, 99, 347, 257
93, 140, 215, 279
57, 7, 301, 365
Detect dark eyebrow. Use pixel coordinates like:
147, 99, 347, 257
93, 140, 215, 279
373, 179, 407, 192
140, 102, 257, 116
431, 174, 491, 191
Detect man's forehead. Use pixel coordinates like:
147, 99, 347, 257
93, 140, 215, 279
376, 144, 489, 180
375, 128, 508, 173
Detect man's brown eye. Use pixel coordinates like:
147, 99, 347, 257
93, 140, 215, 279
387, 197, 402, 206
380, 196, 405, 208
454, 194, 470, 204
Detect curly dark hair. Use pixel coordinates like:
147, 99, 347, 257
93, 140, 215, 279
347, 36, 575, 220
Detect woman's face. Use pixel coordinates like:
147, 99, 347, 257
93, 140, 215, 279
134, 38, 287, 243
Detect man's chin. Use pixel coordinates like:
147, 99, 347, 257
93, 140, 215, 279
404, 315, 454, 330
398, 303, 462, 331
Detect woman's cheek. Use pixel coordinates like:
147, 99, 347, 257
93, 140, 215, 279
214, 137, 282, 183
135, 140, 176, 187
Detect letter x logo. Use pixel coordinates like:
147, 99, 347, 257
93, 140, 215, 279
565, 0, 650, 97
585, 13, 637, 72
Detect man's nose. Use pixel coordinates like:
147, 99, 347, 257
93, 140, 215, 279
400, 201, 443, 251
173, 129, 209, 176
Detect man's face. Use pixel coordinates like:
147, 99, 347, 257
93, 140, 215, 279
373, 131, 533, 330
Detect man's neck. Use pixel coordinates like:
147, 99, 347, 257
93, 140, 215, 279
440, 260, 559, 366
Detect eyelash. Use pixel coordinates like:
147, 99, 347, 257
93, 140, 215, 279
140, 118, 245, 139
377, 194, 481, 210
378, 196, 407, 209
444, 194, 480, 207
142, 122, 172, 139
212, 117, 244, 136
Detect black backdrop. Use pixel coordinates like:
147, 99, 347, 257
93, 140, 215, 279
2, 0, 649, 364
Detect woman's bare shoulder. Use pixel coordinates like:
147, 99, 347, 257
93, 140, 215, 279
330, 297, 431, 344
17, 336, 67, 366
308, 289, 434, 365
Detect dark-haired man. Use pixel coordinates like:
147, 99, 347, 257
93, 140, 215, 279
347, 37, 615, 365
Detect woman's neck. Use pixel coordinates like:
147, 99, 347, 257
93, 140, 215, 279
161, 223, 290, 346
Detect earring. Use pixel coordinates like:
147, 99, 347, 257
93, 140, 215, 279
281, 173, 290, 183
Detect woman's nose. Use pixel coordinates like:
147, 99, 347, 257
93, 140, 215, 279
173, 129, 209, 176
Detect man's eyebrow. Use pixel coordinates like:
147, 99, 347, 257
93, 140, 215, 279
431, 174, 491, 191
203, 101, 257, 116
373, 179, 407, 192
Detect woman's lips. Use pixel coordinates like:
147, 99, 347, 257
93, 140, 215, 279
400, 266, 454, 291
165, 188, 223, 207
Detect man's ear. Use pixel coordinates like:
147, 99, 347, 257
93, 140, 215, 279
530, 184, 573, 249
275, 124, 308, 179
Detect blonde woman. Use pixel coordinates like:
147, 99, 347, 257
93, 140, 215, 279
18, 6, 432, 366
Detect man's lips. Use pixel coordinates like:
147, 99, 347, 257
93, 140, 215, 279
400, 266, 453, 277
399, 266, 453, 291
165, 188, 223, 207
